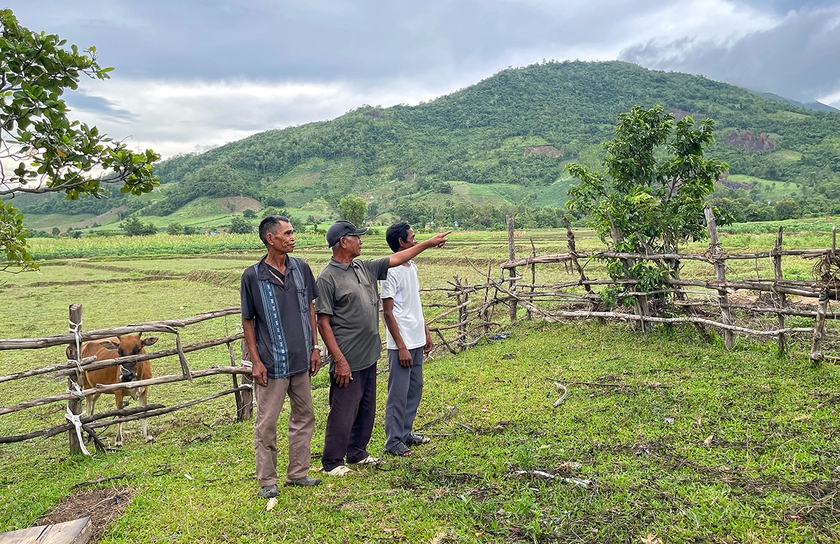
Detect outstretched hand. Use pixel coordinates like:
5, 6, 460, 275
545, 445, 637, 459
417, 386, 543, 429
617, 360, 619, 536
427, 231, 451, 249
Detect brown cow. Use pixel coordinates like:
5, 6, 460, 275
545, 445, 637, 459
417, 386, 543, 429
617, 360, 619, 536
69, 333, 158, 446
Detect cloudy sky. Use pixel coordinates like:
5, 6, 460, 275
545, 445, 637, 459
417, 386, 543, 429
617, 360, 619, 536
6, 1, 840, 159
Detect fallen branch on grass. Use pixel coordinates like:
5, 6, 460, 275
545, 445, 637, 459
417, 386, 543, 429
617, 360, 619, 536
71, 474, 135, 490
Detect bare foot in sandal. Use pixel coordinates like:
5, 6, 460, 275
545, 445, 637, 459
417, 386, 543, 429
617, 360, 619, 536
385, 442, 414, 457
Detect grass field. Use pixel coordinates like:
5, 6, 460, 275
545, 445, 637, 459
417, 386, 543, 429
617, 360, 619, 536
2, 226, 840, 542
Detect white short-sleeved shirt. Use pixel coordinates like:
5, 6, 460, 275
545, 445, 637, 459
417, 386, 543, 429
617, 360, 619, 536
380, 261, 426, 350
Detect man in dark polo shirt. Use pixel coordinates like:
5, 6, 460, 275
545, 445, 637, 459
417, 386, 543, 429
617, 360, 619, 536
316, 220, 450, 475
241, 215, 323, 498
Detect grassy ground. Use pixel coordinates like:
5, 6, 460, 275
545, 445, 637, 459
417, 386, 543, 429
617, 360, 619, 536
2, 322, 839, 542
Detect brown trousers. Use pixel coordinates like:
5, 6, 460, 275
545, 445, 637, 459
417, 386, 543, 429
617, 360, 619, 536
254, 371, 315, 486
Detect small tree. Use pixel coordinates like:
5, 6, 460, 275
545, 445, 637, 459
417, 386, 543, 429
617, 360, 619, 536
166, 222, 184, 235
566, 105, 727, 304
120, 217, 157, 236
242, 209, 257, 219
338, 195, 367, 226
0, 10, 159, 270
229, 216, 253, 234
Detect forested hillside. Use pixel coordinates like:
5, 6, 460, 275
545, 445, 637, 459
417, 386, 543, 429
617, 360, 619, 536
19, 60, 840, 228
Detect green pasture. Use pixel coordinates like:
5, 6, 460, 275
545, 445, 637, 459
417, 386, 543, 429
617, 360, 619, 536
2, 226, 840, 541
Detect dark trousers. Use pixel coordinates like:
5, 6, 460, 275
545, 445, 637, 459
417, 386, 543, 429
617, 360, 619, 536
321, 364, 377, 471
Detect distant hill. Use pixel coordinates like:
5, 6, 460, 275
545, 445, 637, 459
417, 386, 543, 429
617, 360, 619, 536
18, 60, 840, 229
758, 92, 839, 113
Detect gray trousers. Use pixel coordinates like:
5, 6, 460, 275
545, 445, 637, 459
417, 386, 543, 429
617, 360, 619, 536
384, 347, 424, 451
254, 371, 315, 486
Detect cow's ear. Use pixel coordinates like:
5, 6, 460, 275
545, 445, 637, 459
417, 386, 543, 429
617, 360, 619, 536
101, 340, 120, 350
143, 336, 159, 347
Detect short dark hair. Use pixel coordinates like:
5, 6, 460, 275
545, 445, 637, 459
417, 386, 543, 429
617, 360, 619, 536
385, 221, 411, 252
258, 215, 291, 246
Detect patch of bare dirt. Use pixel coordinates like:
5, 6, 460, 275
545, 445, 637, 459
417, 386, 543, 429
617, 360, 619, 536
68, 206, 129, 230
218, 196, 261, 212
725, 130, 777, 151
35, 486, 133, 543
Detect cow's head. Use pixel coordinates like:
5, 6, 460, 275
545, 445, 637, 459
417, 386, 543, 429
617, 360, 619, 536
107, 333, 159, 357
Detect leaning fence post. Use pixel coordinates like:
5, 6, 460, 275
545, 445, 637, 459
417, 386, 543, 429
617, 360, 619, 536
506, 214, 517, 324
562, 215, 595, 312
705, 206, 734, 349
810, 226, 835, 363
773, 227, 788, 357
67, 304, 83, 454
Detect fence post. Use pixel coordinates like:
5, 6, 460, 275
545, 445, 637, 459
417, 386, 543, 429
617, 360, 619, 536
773, 227, 788, 357
506, 214, 517, 324
454, 275, 469, 351
705, 205, 734, 349
238, 339, 254, 421
562, 215, 595, 312
810, 226, 835, 363
67, 304, 83, 454
526, 238, 537, 320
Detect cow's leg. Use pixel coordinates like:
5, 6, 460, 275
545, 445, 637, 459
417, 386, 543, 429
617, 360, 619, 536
114, 390, 124, 447
85, 392, 100, 419
140, 387, 153, 442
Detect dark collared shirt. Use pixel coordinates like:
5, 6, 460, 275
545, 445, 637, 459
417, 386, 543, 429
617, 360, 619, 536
240, 255, 318, 379
315, 256, 390, 372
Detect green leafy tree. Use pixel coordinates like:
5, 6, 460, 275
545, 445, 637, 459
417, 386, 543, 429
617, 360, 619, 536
229, 216, 253, 234
566, 105, 727, 301
0, 10, 159, 270
242, 209, 257, 219
166, 222, 184, 235
338, 195, 367, 226
120, 217, 157, 236
773, 199, 801, 220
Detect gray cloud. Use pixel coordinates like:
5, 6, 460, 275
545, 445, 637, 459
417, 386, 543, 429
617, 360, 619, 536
63, 93, 138, 122
8, 0, 713, 83
620, 6, 840, 103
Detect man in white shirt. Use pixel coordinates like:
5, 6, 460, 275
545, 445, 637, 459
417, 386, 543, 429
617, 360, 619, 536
380, 222, 434, 457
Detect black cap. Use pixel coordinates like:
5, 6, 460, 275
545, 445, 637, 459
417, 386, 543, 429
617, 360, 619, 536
326, 220, 369, 247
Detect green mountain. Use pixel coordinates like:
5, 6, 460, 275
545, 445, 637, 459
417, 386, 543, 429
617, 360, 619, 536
18, 60, 840, 229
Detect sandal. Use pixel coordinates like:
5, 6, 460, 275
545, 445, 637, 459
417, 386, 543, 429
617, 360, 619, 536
324, 465, 355, 476
385, 442, 414, 457
406, 433, 430, 446
348, 455, 381, 465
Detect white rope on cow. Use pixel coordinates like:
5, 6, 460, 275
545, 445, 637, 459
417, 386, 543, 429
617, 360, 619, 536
64, 406, 91, 456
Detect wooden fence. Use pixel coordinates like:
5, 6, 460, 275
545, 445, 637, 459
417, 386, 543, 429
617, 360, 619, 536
0, 305, 253, 455
493, 207, 840, 362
